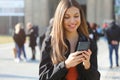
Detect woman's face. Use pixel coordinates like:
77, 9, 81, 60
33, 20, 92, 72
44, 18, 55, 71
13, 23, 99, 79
63, 6, 81, 33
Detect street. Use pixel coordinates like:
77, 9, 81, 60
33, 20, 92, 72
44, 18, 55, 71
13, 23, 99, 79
97, 38, 120, 80
0, 42, 40, 80
0, 38, 120, 80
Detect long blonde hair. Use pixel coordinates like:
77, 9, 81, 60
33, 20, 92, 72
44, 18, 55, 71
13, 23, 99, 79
50, 0, 89, 64
15, 23, 23, 34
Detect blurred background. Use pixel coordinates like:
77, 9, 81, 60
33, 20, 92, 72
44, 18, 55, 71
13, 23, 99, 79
0, 0, 120, 80
0, 0, 120, 36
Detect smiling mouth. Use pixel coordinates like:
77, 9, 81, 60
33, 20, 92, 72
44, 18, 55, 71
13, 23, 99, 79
69, 24, 76, 28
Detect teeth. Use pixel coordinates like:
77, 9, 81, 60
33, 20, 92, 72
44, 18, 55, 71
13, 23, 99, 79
70, 25, 75, 27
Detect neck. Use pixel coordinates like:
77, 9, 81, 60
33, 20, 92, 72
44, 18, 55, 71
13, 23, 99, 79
66, 31, 79, 42
66, 31, 79, 53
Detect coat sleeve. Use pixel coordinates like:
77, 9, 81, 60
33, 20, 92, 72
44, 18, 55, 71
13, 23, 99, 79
79, 65, 100, 80
87, 39, 100, 80
39, 37, 68, 80
105, 30, 111, 43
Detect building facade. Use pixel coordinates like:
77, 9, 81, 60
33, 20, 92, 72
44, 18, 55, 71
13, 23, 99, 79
25, 0, 116, 35
0, 0, 117, 35
0, 0, 24, 35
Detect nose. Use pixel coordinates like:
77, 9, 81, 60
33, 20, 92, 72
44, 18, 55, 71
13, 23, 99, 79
70, 17, 75, 24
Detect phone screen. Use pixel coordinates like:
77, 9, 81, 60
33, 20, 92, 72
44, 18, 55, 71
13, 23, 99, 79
77, 41, 90, 51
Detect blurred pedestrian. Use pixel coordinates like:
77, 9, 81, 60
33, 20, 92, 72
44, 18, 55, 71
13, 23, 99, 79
90, 23, 104, 41
13, 23, 27, 63
26, 22, 38, 60
39, 0, 100, 80
105, 21, 120, 68
87, 22, 98, 69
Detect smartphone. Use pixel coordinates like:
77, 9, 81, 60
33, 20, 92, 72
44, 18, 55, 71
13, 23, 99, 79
77, 41, 90, 51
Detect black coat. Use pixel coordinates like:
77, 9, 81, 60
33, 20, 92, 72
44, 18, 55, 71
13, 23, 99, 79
39, 25, 52, 50
27, 27, 37, 47
13, 29, 26, 48
105, 22, 120, 44
39, 34, 100, 80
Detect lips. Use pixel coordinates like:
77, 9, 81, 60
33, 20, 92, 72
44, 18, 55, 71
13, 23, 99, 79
69, 24, 76, 28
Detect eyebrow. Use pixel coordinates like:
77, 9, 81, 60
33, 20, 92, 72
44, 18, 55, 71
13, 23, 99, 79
65, 12, 79, 16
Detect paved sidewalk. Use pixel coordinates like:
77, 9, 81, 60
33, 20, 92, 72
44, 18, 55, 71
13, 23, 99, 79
0, 38, 120, 80
0, 42, 40, 80
97, 38, 120, 80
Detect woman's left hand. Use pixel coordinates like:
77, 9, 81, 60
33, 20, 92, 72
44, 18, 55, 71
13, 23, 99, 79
81, 49, 92, 70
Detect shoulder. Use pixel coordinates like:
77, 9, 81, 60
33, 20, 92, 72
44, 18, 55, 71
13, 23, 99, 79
44, 35, 51, 44
40, 36, 52, 64
40, 35, 51, 52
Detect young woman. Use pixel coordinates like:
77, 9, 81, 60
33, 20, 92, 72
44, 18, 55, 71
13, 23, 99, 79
39, 0, 100, 80
13, 23, 27, 62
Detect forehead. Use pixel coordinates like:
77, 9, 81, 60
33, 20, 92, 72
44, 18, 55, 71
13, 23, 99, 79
65, 6, 80, 15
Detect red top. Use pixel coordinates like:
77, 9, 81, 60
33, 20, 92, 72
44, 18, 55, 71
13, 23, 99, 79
66, 67, 78, 80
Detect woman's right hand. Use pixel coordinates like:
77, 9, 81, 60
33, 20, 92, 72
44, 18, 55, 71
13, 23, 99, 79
65, 51, 84, 69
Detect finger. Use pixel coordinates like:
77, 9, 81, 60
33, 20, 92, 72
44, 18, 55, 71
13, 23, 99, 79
82, 50, 91, 57
75, 54, 84, 60
88, 49, 92, 55
80, 57, 86, 62
81, 58, 90, 65
72, 51, 83, 56
82, 53, 88, 60
76, 58, 83, 64
77, 60, 83, 64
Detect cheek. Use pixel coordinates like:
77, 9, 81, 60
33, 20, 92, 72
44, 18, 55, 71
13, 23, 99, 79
76, 18, 81, 26
63, 19, 68, 27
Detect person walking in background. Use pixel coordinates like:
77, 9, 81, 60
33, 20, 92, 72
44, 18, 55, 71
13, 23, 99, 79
87, 22, 98, 69
89, 23, 104, 69
90, 23, 104, 41
105, 21, 120, 68
13, 23, 27, 63
39, 0, 100, 80
26, 22, 38, 60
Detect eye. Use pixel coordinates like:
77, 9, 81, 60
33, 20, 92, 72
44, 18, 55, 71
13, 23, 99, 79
74, 15, 79, 18
64, 16, 70, 19
64, 14, 70, 19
